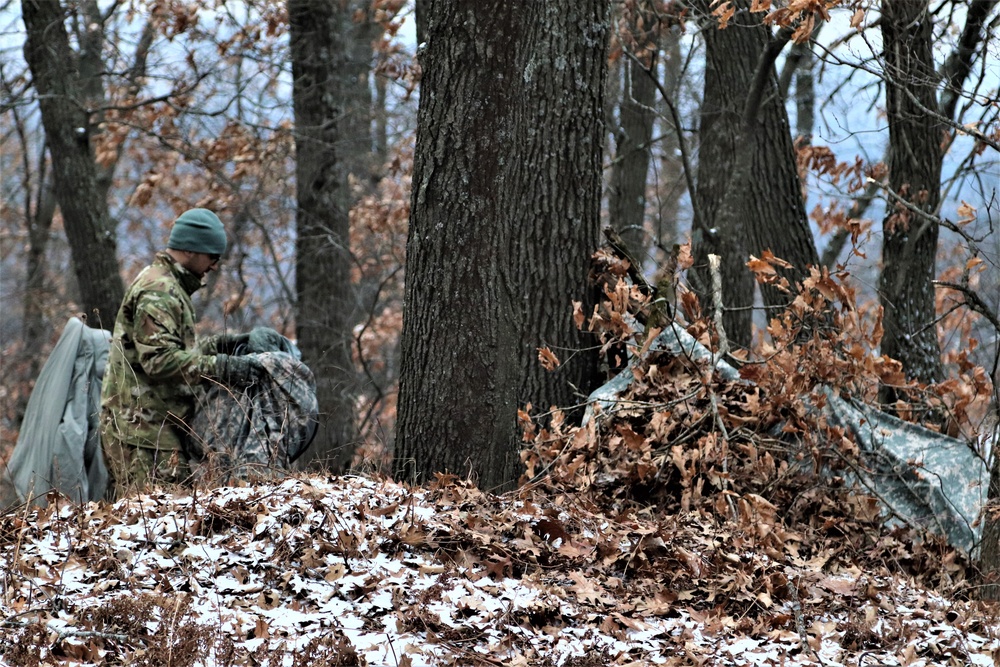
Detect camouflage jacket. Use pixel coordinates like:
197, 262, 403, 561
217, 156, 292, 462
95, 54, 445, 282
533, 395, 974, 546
100, 252, 226, 451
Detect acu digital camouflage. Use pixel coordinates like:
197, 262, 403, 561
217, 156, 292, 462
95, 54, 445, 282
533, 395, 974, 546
100, 252, 228, 456
187, 351, 318, 481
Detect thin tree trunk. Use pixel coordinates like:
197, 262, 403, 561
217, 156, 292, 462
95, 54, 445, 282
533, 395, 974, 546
878, 0, 944, 395
374, 70, 388, 166
655, 24, 685, 251
22, 0, 124, 329
289, 0, 369, 472
823, 1, 995, 273
24, 175, 58, 363
793, 43, 815, 144
981, 425, 1000, 600
609, 0, 658, 262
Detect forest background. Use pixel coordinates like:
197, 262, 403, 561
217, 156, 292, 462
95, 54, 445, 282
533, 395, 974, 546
0, 0, 998, 505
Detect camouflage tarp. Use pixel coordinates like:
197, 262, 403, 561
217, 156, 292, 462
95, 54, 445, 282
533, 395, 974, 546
820, 386, 989, 554
186, 351, 318, 480
584, 322, 742, 426
583, 323, 990, 554
1, 317, 110, 508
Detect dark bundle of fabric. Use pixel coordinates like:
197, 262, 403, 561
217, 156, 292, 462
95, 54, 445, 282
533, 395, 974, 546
187, 349, 318, 481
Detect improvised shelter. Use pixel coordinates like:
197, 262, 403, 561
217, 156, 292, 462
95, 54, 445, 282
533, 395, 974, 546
584, 321, 990, 554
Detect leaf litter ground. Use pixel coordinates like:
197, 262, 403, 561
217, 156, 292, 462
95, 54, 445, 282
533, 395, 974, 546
1, 473, 998, 666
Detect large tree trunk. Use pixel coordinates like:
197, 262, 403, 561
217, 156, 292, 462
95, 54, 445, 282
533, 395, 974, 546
395, 1, 524, 492
508, 1, 608, 420
878, 0, 944, 393
396, 0, 609, 491
715, 26, 819, 319
691, 1, 818, 347
289, 0, 371, 472
688, 0, 758, 349
608, 0, 658, 262
22, 0, 124, 330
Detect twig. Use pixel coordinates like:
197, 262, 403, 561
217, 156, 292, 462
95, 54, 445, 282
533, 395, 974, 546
624, 49, 707, 237
787, 576, 826, 666
708, 255, 737, 522
708, 255, 730, 364
870, 177, 988, 245
0, 618, 128, 642
933, 280, 1000, 332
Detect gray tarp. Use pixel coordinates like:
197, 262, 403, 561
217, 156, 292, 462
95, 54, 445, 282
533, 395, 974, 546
1, 317, 110, 508
584, 323, 990, 554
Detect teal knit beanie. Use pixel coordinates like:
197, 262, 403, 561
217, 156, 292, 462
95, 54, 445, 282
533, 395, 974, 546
168, 208, 227, 255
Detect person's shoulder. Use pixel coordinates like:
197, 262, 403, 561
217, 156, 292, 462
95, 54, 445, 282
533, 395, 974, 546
132, 257, 178, 288
128, 260, 184, 304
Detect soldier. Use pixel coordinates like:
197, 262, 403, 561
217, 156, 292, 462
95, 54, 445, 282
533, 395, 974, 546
100, 208, 262, 498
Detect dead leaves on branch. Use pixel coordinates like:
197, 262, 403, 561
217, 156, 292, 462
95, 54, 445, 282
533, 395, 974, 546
712, 0, 841, 41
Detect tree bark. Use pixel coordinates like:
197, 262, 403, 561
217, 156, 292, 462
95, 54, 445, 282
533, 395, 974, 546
395, 0, 608, 491
507, 1, 609, 422
793, 42, 816, 144
691, 1, 819, 347
688, 0, 758, 349
21, 0, 124, 330
24, 173, 58, 367
715, 23, 819, 319
289, 0, 371, 472
395, 1, 524, 492
878, 0, 945, 392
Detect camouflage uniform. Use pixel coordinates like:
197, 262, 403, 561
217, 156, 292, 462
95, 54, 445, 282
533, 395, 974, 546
100, 252, 227, 496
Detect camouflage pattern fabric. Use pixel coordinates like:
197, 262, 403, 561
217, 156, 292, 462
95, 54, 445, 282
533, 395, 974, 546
583, 319, 989, 554
186, 351, 318, 480
584, 322, 742, 426
100, 252, 228, 457
819, 386, 988, 555
101, 438, 192, 500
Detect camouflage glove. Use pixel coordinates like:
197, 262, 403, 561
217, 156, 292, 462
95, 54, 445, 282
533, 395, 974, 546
217, 332, 251, 355
216, 354, 264, 386
247, 327, 289, 354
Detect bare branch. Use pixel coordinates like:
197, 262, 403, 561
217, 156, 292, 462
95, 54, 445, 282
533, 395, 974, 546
868, 177, 990, 245
939, 0, 999, 121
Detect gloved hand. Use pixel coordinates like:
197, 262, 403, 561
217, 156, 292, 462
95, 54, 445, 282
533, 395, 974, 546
247, 327, 290, 354
215, 354, 264, 386
217, 332, 251, 355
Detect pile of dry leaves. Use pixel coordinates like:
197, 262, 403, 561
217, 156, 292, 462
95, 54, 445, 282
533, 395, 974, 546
2, 474, 998, 666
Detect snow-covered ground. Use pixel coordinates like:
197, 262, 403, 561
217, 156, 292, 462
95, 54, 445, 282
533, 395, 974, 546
2, 475, 998, 666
